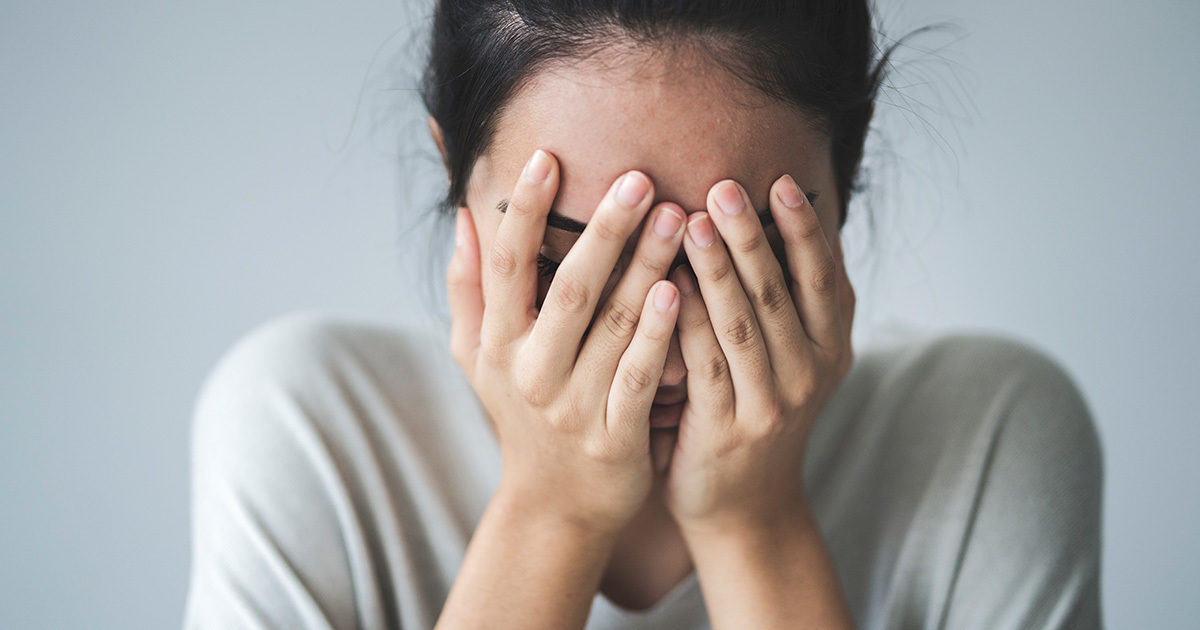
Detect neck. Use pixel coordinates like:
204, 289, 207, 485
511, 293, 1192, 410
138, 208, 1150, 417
597, 476, 694, 611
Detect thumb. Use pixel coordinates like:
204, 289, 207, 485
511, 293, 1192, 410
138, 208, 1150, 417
447, 207, 483, 371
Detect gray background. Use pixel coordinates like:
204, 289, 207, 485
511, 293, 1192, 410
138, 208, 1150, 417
2, 0, 1196, 627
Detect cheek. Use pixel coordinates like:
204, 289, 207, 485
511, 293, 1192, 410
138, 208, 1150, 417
536, 276, 551, 307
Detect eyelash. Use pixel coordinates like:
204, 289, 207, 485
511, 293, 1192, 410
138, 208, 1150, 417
536, 253, 561, 278
531, 194, 818, 281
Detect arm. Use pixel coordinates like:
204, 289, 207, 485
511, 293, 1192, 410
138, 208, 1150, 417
435, 486, 619, 630
664, 175, 857, 629
939, 343, 1104, 628
682, 505, 854, 630
438, 150, 686, 628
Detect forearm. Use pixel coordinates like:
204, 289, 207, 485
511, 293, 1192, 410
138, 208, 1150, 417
435, 484, 617, 630
683, 505, 854, 630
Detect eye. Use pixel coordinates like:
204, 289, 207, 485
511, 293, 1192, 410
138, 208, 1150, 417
536, 253, 560, 279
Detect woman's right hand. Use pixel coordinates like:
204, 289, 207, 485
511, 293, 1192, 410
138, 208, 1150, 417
446, 148, 687, 536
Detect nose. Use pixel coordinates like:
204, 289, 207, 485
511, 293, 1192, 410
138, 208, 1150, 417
660, 327, 687, 388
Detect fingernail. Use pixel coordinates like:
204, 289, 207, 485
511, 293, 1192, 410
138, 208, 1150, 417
653, 206, 684, 238
654, 282, 677, 312
687, 213, 715, 248
616, 171, 650, 208
778, 174, 804, 208
521, 149, 551, 184
714, 181, 744, 215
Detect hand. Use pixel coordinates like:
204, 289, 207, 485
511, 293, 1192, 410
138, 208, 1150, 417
446, 149, 689, 536
663, 175, 856, 534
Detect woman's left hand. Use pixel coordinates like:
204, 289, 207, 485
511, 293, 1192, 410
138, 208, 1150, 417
663, 174, 856, 535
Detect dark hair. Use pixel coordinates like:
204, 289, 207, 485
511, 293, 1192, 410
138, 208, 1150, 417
420, 0, 922, 230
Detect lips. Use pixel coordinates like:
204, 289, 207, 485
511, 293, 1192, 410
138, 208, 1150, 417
652, 392, 686, 406
649, 400, 685, 428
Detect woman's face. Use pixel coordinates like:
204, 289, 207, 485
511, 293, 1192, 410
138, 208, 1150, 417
449, 45, 842, 402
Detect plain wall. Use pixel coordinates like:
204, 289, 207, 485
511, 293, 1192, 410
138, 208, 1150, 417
2, 1, 1196, 627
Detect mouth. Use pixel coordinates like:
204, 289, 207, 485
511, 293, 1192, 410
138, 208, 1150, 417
649, 400, 685, 429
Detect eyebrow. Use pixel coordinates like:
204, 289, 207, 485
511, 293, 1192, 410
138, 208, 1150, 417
495, 190, 819, 234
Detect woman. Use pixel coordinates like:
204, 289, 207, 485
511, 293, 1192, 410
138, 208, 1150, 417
184, 1, 1104, 628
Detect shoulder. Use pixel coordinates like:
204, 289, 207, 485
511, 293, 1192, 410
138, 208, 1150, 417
901, 332, 1105, 626
852, 327, 1099, 450
822, 324, 1105, 529
190, 311, 464, 486
824, 328, 1105, 626
195, 311, 453, 423
196, 311, 432, 403
191, 308, 437, 457
858, 327, 1103, 485
185, 313, 466, 628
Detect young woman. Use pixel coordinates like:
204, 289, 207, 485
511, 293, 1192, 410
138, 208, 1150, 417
184, 1, 1104, 628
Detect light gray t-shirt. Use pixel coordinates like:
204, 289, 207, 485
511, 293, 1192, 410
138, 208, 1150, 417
182, 312, 1104, 629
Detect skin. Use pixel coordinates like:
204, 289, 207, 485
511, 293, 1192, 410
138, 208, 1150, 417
434, 44, 857, 629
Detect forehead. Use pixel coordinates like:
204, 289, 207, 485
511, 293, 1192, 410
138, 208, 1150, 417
477, 45, 829, 221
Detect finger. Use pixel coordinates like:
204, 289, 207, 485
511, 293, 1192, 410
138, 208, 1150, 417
526, 170, 655, 379
769, 174, 842, 353
682, 210, 772, 406
705, 178, 811, 382
575, 202, 685, 385
671, 265, 734, 422
446, 207, 483, 371
605, 280, 678, 448
480, 149, 557, 352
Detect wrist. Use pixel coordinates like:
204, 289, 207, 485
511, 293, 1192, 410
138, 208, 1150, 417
676, 498, 853, 629
677, 494, 816, 545
492, 477, 626, 550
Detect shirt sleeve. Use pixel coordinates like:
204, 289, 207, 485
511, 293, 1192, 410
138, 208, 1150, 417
939, 340, 1105, 629
182, 315, 378, 630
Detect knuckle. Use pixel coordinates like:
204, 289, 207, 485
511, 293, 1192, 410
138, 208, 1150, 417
446, 272, 471, 292
600, 298, 641, 339
733, 229, 767, 256
795, 212, 825, 241
508, 193, 537, 216
514, 370, 552, 407
760, 405, 787, 432
792, 375, 819, 404
639, 318, 672, 343
809, 258, 838, 296
633, 251, 665, 277
582, 435, 618, 462
590, 214, 625, 244
545, 405, 573, 431
551, 274, 591, 314
749, 276, 792, 315
621, 363, 657, 395
681, 301, 712, 330
478, 327, 509, 364
706, 258, 736, 285
488, 241, 520, 279
722, 312, 759, 348
702, 352, 730, 383
547, 395, 583, 431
